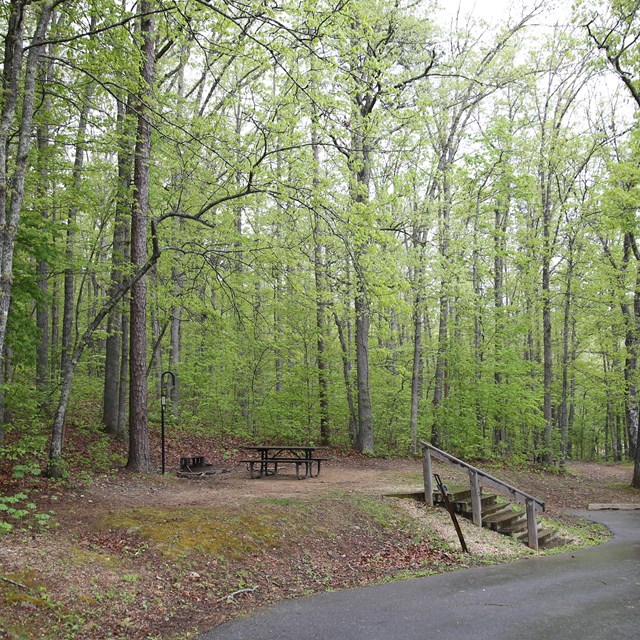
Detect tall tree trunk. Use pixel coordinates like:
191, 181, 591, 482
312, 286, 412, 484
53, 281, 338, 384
117, 308, 129, 439
61, 81, 93, 374
0, 1, 54, 365
541, 169, 554, 465
50, 263, 60, 380
169, 265, 182, 410
432, 184, 451, 449
409, 286, 423, 455
617, 235, 640, 462
354, 288, 373, 453
0, 343, 12, 432
493, 206, 508, 448
148, 268, 164, 394
633, 426, 640, 488
350, 125, 374, 454
126, 0, 155, 473
559, 244, 575, 465
542, 272, 554, 464
103, 95, 134, 434
312, 120, 330, 446
334, 312, 357, 443
472, 212, 485, 447
35, 101, 51, 407
47, 239, 161, 477
567, 317, 577, 459
34, 18, 59, 408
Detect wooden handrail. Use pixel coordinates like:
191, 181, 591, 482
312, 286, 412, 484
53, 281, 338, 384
421, 442, 545, 511
421, 442, 545, 550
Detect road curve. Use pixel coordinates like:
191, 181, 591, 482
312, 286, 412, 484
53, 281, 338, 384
199, 510, 640, 640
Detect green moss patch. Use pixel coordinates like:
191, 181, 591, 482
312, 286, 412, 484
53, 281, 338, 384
0, 571, 85, 640
102, 503, 307, 561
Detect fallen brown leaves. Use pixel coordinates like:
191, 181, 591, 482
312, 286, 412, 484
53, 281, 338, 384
360, 538, 457, 574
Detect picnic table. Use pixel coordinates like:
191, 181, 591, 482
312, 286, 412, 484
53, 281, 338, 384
240, 445, 327, 480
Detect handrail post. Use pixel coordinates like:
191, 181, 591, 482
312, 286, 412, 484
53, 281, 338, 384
526, 499, 539, 550
469, 469, 482, 527
423, 446, 433, 506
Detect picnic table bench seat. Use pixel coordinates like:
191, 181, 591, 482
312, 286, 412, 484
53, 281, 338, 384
239, 456, 329, 480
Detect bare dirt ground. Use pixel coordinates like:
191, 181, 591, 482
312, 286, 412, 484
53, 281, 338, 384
1, 454, 639, 640
77, 456, 640, 514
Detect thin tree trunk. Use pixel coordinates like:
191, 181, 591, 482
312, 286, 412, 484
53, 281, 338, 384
432, 163, 453, 449
103, 96, 134, 434
493, 206, 508, 448
169, 266, 182, 411
409, 288, 423, 455
541, 172, 554, 464
409, 219, 427, 456
36, 118, 51, 407
567, 316, 577, 459
117, 308, 129, 439
149, 269, 163, 394
633, 428, 640, 488
0, 343, 12, 433
47, 242, 161, 477
472, 215, 484, 446
354, 287, 373, 453
61, 62, 94, 376
334, 312, 357, 443
620, 237, 640, 462
0, 1, 54, 363
312, 120, 330, 446
559, 246, 575, 465
50, 263, 60, 380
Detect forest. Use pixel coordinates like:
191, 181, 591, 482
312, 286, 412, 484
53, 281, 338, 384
1, 0, 640, 486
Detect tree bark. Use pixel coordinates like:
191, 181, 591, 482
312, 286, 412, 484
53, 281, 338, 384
126, 0, 155, 473
35, 48, 54, 408
350, 125, 374, 453
169, 265, 182, 410
541, 181, 554, 464
493, 205, 508, 448
47, 241, 161, 477
61, 78, 93, 375
354, 289, 373, 453
103, 94, 134, 434
312, 119, 330, 446
334, 312, 358, 443
0, 1, 54, 364
559, 242, 575, 465
432, 187, 450, 449
633, 411, 640, 487
409, 287, 423, 455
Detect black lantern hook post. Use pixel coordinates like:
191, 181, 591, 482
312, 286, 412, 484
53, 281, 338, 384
161, 371, 176, 475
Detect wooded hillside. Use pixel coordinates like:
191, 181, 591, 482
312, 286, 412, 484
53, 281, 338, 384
1, 0, 640, 484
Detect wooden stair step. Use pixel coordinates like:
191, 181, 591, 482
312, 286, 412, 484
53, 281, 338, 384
453, 496, 504, 518
512, 526, 558, 546
433, 485, 471, 503
452, 493, 498, 509
483, 508, 525, 531
499, 519, 530, 535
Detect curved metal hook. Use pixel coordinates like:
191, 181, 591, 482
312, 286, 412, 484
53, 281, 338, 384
161, 371, 176, 396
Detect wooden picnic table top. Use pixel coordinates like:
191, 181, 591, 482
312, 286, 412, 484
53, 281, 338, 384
242, 445, 320, 452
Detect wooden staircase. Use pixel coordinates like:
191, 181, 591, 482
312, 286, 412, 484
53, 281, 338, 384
433, 484, 560, 548
422, 443, 558, 550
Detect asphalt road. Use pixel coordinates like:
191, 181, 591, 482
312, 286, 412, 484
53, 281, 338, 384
199, 510, 640, 640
